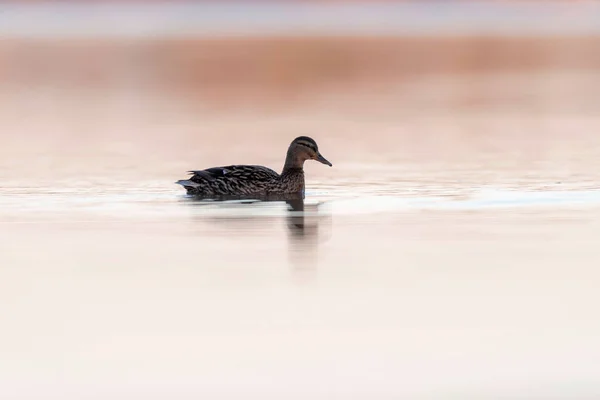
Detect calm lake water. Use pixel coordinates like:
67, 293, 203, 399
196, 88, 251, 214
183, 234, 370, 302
2, 32, 600, 399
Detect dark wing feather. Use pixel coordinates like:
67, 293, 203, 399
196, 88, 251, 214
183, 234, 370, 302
187, 169, 218, 181
188, 165, 278, 183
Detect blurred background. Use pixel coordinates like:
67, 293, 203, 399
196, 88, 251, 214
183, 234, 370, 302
2, 0, 600, 186
2, 1, 600, 399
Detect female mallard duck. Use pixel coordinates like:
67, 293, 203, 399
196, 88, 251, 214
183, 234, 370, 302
176, 136, 332, 198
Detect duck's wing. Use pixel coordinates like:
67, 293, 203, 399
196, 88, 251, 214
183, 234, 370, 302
188, 165, 279, 183
176, 165, 281, 196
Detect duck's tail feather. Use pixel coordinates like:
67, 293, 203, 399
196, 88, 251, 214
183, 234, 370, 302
175, 179, 203, 194
175, 179, 200, 188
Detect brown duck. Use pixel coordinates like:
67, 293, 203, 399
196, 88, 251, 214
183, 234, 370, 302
176, 136, 332, 198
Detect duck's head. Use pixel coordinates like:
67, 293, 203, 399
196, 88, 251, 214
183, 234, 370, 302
286, 136, 332, 168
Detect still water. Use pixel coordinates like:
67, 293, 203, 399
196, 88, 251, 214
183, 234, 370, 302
3, 153, 600, 399
1, 36, 600, 398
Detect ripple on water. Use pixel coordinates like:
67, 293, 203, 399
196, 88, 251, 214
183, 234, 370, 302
322, 189, 600, 216
2, 183, 600, 222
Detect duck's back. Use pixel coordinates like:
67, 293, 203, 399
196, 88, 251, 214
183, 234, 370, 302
176, 165, 280, 196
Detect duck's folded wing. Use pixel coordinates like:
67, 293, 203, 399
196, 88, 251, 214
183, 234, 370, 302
187, 168, 220, 181
188, 165, 279, 182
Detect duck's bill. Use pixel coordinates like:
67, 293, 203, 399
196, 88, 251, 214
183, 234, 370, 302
316, 153, 333, 167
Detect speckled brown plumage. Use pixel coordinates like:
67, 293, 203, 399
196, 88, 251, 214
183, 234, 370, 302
176, 136, 332, 198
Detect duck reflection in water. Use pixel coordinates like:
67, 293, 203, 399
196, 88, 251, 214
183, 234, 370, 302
181, 193, 330, 271
285, 197, 320, 234
284, 196, 328, 273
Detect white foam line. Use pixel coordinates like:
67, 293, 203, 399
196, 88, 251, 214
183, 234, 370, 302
325, 190, 600, 215
1, 2, 599, 38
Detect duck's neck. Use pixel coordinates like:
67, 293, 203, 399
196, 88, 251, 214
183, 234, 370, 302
280, 149, 305, 193
282, 148, 305, 174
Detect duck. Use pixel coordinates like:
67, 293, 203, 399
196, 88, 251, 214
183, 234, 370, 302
176, 136, 332, 198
